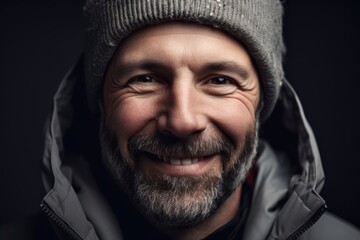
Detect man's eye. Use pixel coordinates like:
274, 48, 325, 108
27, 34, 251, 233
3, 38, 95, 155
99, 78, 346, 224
208, 76, 234, 85
202, 76, 238, 95
124, 74, 165, 94
131, 75, 156, 83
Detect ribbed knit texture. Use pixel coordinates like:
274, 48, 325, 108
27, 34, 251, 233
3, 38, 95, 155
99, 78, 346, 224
83, 0, 285, 120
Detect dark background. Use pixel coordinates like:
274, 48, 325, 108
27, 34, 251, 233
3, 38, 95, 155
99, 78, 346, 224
1, 0, 359, 228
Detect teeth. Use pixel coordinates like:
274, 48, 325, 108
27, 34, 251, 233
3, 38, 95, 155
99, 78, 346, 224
181, 159, 192, 165
164, 157, 200, 165
149, 153, 203, 165
191, 158, 199, 163
170, 159, 181, 165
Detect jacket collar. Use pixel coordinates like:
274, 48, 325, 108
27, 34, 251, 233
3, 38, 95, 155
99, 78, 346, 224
244, 80, 326, 240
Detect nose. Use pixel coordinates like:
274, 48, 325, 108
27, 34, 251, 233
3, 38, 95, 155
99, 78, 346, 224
157, 81, 206, 138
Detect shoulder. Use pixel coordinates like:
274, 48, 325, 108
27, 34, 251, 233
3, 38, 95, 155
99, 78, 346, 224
302, 212, 360, 240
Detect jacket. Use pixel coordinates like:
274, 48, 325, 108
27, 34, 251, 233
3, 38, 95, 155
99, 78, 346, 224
2, 58, 359, 240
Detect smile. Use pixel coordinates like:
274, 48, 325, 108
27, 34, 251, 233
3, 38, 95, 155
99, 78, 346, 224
138, 151, 221, 176
141, 151, 205, 165
162, 157, 200, 165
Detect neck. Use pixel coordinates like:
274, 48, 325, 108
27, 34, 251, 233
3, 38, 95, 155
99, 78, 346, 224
158, 185, 242, 240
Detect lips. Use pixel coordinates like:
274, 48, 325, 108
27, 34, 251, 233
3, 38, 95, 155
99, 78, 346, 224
138, 150, 221, 176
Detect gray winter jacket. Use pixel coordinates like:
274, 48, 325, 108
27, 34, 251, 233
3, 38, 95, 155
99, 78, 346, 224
38, 58, 360, 240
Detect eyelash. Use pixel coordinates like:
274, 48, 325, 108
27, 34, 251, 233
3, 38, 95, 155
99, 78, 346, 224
119, 73, 242, 93
206, 76, 236, 86
129, 75, 158, 83
127, 74, 236, 84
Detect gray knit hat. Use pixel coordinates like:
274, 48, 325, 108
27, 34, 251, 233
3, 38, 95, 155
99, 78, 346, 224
83, 0, 285, 120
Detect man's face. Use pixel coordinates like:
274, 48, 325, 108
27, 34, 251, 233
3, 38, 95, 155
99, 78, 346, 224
101, 23, 260, 227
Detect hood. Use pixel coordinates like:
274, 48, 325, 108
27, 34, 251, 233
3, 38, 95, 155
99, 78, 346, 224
243, 80, 326, 240
40, 57, 326, 240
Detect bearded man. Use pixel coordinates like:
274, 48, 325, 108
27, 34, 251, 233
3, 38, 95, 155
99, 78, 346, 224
2, 0, 360, 239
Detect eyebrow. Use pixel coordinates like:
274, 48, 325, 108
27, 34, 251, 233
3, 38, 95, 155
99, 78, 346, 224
113, 60, 250, 80
113, 60, 172, 79
201, 61, 250, 80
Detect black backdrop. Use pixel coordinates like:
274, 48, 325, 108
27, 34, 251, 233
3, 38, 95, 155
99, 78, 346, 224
1, 0, 359, 228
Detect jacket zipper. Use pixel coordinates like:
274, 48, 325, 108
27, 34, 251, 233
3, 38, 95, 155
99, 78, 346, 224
40, 201, 83, 240
285, 204, 327, 240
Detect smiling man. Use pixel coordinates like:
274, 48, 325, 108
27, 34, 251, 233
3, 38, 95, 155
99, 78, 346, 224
3, 0, 359, 240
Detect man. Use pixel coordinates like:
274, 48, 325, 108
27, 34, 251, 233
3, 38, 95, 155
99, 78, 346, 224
2, 0, 359, 239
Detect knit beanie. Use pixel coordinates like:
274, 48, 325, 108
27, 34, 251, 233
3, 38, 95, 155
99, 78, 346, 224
83, 0, 285, 120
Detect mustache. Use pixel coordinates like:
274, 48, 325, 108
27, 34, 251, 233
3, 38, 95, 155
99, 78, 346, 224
128, 133, 234, 159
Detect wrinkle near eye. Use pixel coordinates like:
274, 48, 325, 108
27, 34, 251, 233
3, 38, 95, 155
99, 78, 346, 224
235, 91, 260, 120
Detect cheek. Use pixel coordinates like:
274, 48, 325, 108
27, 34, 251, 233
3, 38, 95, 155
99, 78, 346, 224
208, 99, 256, 146
106, 98, 159, 144
210, 102, 256, 173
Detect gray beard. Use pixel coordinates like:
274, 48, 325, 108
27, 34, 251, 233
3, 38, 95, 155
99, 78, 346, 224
100, 120, 259, 228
